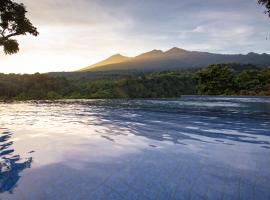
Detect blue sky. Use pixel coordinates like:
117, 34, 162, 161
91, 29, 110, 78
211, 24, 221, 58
0, 0, 269, 73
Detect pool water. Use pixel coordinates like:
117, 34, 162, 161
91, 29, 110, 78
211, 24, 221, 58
0, 97, 270, 200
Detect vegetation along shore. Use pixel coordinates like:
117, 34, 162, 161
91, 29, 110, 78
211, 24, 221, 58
0, 63, 269, 101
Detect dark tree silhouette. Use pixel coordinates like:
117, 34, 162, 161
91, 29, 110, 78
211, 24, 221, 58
258, 0, 270, 17
0, 130, 33, 193
0, 0, 38, 55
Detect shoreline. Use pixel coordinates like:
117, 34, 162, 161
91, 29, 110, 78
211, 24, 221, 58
1, 95, 270, 104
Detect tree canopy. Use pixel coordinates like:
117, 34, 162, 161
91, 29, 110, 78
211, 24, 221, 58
258, 0, 270, 17
0, 65, 269, 101
195, 64, 270, 96
0, 0, 38, 54
195, 64, 235, 95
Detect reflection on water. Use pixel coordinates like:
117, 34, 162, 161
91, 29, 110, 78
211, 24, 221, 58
0, 97, 269, 199
0, 130, 33, 193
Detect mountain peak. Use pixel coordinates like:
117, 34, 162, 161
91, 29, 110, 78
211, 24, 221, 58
136, 49, 163, 59
80, 53, 131, 71
247, 52, 259, 56
110, 53, 125, 58
150, 49, 163, 53
165, 47, 188, 54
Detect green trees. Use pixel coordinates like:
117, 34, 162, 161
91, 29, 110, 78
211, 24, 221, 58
0, 66, 269, 100
195, 64, 270, 95
0, 73, 73, 100
0, 0, 38, 54
0, 70, 197, 100
195, 65, 235, 95
114, 72, 196, 98
47, 91, 62, 100
234, 70, 264, 94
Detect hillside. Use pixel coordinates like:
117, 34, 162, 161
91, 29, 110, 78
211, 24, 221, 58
80, 54, 131, 71
79, 47, 270, 72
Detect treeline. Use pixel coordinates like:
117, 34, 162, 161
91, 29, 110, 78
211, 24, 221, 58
195, 64, 270, 95
0, 73, 75, 100
0, 64, 269, 100
0, 70, 196, 100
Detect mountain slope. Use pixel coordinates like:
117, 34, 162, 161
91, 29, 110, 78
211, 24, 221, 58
80, 54, 131, 71
80, 48, 270, 72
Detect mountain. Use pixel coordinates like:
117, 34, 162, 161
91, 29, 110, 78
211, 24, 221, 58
80, 54, 131, 71
79, 47, 270, 72
135, 49, 164, 59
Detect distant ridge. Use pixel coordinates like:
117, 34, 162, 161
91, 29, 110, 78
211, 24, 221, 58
79, 47, 270, 72
80, 54, 131, 71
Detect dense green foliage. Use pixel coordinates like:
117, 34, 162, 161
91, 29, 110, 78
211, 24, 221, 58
195, 65, 235, 95
195, 64, 270, 95
77, 71, 196, 99
0, 73, 74, 100
0, 70, 196, 100
0, 64, 269, 101
0, 0, 38, 54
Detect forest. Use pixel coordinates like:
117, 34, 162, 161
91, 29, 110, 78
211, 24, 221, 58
0, 64, 269, 101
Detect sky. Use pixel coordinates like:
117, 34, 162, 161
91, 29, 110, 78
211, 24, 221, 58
0, 0, 269, 74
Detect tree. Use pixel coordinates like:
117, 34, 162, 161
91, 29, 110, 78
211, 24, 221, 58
0, 0, 38, 54
234, 69, 264, 93
258, 0, 270, 17
195, 64, 235, 95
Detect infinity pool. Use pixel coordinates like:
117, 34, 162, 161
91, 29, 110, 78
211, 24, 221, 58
0, 97, 270, 200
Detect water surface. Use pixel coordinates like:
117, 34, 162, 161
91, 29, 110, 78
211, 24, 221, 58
0, 97, 270, 200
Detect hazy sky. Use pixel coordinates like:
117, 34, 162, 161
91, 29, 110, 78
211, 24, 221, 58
0, 0, 269, 73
